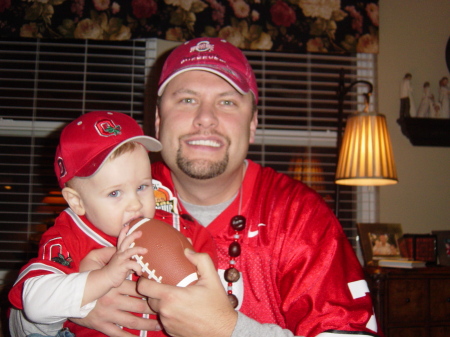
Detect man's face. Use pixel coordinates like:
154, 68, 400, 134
155, 70, 257, 181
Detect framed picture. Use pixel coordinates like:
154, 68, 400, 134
357, 223, 403, 266
399, 234, 437, 262
432, 230, 450, 266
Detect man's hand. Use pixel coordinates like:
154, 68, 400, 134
137, 249, 238, 337
73, 248, 161, 337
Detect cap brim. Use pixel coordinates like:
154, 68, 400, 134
128, 135, 163, 153
158, 66, 249, 97
75, 135, 162, 179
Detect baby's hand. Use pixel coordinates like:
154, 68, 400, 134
102, 225, 147, 288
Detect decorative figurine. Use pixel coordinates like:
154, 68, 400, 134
416, 81, 436, 117
399, 73, 415, 118
438, 76, 449, 118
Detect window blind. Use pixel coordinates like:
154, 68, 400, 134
0, 38, 376, 276
244, 50, 376, 242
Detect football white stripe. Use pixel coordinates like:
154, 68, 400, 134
176, 272, 198, 287
127, 218, 151, 236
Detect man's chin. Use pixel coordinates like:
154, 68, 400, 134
177, 158, 227, 180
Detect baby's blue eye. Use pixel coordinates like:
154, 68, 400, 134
109, 190, 120, 198
137, 185, 146, 191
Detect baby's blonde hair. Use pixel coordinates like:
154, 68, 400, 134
109, 141, 141, 160
66, 141, 144, 188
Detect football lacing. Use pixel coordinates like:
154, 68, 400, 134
132, 253, 163, 283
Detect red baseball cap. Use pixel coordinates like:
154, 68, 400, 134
158, 37, 258, 103
54, 111, 162, 188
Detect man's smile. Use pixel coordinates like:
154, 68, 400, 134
187, 139, 221, 147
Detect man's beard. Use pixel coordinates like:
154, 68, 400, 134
176, 149, 229, 180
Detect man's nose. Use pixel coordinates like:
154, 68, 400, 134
193, 102, 218, 128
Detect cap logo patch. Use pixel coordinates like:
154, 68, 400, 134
95, 118, 122, 137
190, 40, 214, 53
57, 157, 66, 179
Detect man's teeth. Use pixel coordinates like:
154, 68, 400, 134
188, 140, 220, 147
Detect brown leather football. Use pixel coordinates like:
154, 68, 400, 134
127, 217, 198, 287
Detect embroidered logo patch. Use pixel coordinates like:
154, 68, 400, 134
52, 253, 73, 268
95, 118, 122, 137
57, 157, 66, 180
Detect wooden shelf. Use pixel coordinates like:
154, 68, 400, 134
397, 117, 450, 147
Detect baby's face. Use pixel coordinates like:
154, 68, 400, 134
74, 145, 155, 237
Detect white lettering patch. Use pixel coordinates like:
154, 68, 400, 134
348, 279, 369, 299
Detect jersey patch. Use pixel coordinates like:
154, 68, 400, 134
51, 253, 73, 268
348, 279, 370, 299
153, 179, 178, 214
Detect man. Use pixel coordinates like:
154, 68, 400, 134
20, 38, 382, 337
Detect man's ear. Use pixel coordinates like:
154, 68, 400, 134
155, 106, 161, 139
62, 187, 86, 216
249, 110, 258, 144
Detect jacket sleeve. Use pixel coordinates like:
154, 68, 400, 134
276, 193, 381, 337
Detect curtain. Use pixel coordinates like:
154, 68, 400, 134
0, 0, 379, 53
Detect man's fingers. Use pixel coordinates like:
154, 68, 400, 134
136, 277, 172, 303
184, 249, 220, 283
113, 311, 160, 332
115, 292, 154, 315
119, 279, 144, 297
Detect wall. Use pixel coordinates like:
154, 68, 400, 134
378, 0, 450, 233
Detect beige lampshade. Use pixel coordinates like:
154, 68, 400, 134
335, 111, 398, 186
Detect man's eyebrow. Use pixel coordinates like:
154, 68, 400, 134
218, 90, 241, 97
171, 88, 198, 96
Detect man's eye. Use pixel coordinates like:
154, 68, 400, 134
222, 100, 234, 106
181, 98, 194, 103
108, 190, 120, 198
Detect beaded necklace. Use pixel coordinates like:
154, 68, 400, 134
226, 208, 245, 307
224, 166, 246, 308
178, 164, 247, 308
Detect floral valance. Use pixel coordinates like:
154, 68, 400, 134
0, 0, 379, 53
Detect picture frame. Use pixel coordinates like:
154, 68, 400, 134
432, 230, 450, 266
357, 223, 403, 266
398, 234, 437, 262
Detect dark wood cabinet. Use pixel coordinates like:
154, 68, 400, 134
365, 266, 450, 337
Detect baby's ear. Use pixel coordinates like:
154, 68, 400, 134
62, 187, 86, 216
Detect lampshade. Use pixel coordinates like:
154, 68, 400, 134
335, 111, 398, 186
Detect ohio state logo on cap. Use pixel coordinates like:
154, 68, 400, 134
190, 40, 214, 53
95, 119, 122, 137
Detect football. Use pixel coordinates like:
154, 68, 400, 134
127, 217, 198, 287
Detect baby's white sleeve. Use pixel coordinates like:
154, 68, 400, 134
22, 272, 96, 324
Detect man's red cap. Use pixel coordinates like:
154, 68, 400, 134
158, 37, 258, 103
54, 111, 162, 188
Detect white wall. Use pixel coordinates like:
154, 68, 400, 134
378, 0, 450, 232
